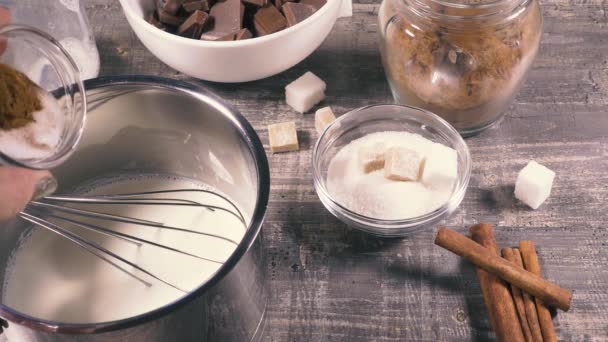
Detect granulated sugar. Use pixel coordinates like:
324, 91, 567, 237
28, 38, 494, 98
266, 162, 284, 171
326, 131, 457, 220
0, 90, 65, 161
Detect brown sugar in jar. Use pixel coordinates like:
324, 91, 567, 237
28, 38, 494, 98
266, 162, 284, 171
378, 0, 542, 136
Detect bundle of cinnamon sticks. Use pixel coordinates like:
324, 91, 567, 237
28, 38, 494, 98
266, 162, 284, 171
435, 223, 572, 342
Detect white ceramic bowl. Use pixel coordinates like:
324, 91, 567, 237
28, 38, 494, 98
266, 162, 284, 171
119, 0, 342, 82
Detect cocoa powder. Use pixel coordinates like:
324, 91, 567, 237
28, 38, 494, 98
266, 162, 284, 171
0, 63, 41, 130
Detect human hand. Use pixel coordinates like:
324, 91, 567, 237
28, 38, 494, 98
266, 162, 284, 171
0, 167, 56, 222
0, 6, 10, 54
0, 8, 38, 222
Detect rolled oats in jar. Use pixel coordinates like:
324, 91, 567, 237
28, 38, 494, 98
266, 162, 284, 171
378, 0, 542, 135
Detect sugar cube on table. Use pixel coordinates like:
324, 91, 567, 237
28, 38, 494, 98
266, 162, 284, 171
384, 146, 423, 181
359, 142, 386, 173
285, 71, 326, 113
514, 161, 555, 209
421, 143, 458, 189
268, 121, 299, 153
315, 106, 336, 134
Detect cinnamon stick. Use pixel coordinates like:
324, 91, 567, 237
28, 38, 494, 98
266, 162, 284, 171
434, 227, 573, 311
520, 240, 558, 342
502, 247, 535, 342
512, 247, 544, 342
470, 224, 525, 342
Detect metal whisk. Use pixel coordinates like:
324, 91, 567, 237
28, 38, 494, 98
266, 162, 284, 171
18, 189, 247, 293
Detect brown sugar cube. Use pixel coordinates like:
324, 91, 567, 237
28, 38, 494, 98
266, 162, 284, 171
299, 0, 326, 10
268, 121, 299, 153
182, 0, 211, 12
254, 5, 287, 36
359, 143, 386, 173
178, 10, 209, 38
383, 146, 423, 181
314, 106, 336, 134
157, 0, 184, 15
235, 28, 253, 40
282, 2, 315, 27
158, 9, 187, 26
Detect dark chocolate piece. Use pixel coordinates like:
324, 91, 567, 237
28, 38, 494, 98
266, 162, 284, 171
281, 2, 315, 26
243, 0, 268, 7
205, 0, 244, 38
178, 10, 209, 38
279, 0, 290, 9
158, 9, 187, 26
299, 0, 326, 10
273, 0, 286, 9
182, 0, 211, 12
253, 5, 287, 36
147, 12, 167, 30
201, 32, 236, 41
157, 0, 184, 15
235, 28, 253, 40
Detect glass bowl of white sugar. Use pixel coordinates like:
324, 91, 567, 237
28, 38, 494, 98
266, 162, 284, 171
0, 25, 86, 169
312, 104, 471, 237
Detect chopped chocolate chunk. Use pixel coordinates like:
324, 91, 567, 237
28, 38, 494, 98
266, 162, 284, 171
274, 0, 285, 9
281, 2, 315, 26
205, 0, 244, 37
219, 32, 237, 40
178, 10, 209, 38
243, 0, 268, 7
158, 10, 187, 26
157, 0, 184, 15
236, 28, 253, 40
299, 0, 326, 10
253, 5, 287, 36
148, 12, 167, 30
182, 0, 211, 12
274, 0, 295, 9
201, 32, 237, 40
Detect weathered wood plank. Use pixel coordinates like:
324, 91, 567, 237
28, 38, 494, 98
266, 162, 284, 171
80, 0, 608, 340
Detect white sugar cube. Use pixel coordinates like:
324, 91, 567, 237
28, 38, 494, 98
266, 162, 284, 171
268, 121, 299, 153
315, 106, 336, 134
421, 143, 458, 189
359, 142, 386, 173
384, 146, 423, 181
514, 161, 555, 209
285, 71, 326, 113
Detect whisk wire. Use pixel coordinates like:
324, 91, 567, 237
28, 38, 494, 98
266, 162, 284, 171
18, 212, 160, 290
28, 201, 240, 245
18, 188, 247, 292
45, 213, 226, 264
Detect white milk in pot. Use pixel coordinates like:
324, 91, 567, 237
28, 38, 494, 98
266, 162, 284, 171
2, 174, 248, 323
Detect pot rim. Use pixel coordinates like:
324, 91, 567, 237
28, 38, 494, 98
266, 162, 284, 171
0, 75, 271, 334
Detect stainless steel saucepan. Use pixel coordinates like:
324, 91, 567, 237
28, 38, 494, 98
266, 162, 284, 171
0, 76, 270, 342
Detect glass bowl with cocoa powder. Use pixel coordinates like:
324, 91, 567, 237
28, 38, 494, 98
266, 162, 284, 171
0, 25, 86, 169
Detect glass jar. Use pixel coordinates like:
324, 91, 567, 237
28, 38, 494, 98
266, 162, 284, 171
0, 25, 86, 169
0, 0, 100, 80
378, 0, 542, 136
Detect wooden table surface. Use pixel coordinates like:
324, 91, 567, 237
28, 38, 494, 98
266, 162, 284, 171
83, 0, 608, 340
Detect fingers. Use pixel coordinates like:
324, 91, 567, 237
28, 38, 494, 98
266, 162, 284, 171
0, 6, 9, 25
0, 167, 52, 222
0, 6, 10, 55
